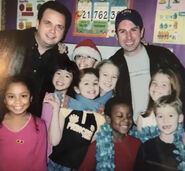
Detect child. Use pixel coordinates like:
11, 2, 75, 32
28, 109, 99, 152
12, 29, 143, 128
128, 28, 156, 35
134, 95, 184, 171
72, 39, 102, 70
45, 68, 110, 113
136, 68, 180, 131
44, 68, 106, 170
74, 68, 106, 113
0, 75, 47, 171
79, 97, 141, 171
41, 60, 79, 157
96, 59, 119, 97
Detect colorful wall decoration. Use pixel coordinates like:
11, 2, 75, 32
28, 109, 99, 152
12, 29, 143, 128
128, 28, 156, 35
73, 0, 132, 38
16, 0, 54, 30
153, 0, 185, 45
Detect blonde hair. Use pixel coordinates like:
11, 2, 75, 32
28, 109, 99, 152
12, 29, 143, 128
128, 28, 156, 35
153, 95, 182, 115
96, 59, 119, 76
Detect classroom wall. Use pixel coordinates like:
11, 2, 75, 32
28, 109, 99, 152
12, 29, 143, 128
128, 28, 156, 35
133, 0, 185, 67
4, 0, 185, 66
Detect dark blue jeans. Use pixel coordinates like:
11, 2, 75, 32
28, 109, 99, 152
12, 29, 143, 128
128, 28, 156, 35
47, 160, 77, 171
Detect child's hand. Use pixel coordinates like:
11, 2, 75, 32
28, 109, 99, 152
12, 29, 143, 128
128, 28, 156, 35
58, 42, 68, 54
44, 92, 60, 109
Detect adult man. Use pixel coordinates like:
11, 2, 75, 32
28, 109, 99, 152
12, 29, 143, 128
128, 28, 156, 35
0, 1, 71, 116
110, 9, 185, 122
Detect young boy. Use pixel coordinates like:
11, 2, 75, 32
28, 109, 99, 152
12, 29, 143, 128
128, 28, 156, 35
79, 97, 141, 171
134, 95, 184, 171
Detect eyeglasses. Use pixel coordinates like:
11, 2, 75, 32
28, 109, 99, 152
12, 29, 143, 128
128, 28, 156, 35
75, 55, 96, 61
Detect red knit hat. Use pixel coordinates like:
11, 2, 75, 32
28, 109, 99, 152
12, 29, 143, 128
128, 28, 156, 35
72, 39, 102, 61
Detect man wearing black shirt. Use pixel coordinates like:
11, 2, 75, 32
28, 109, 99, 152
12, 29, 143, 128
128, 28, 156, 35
0, 1, 71, 116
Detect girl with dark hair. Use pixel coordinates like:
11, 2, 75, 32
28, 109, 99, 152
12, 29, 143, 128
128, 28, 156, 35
44, 68, 106, 170
0, 75, 47, 171
41, 59, 79, 158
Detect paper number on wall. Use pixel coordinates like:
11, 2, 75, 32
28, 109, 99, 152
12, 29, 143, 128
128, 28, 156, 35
78, 2, 92, 21
93, 2, 109, 21
81, 10, 91, 20
110, 7, 127, 21
93, 10, 108, 20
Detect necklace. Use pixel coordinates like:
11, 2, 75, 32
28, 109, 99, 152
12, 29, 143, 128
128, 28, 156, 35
129, 125, 160, 143
173, 123, 185, 170
96, 123, 115, 171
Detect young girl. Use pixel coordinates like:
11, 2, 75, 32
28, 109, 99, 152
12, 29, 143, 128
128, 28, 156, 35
44, 68, 105, 170
0, 75, 47, 171
79, 97, 141, 171
136, 68, 180, 131
42, 59, 79, 124
72, 39, 102, 70
134, 95, 184, 171
96, 59, 119, 98
41, 60, 79, 157
45, 68, 110, 114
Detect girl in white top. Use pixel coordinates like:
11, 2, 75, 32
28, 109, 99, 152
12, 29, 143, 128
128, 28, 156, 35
136, 68, 180, 131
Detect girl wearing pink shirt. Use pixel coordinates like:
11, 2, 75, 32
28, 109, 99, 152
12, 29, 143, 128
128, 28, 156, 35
0, 75, 47, 171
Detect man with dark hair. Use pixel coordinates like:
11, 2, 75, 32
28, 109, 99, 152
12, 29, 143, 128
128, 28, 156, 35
0, 1, 72, 116
110, 9, 185, 123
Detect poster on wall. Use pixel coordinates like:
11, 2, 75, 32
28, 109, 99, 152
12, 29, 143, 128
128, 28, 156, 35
73, 0, 133, 38
17, 0, 54, 30
153, 0, 185, 45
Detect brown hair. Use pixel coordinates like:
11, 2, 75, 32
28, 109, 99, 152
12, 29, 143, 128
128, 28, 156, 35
75, 68, 99, 87
142, 68, 180, 118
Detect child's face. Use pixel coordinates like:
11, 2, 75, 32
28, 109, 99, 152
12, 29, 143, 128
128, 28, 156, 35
99, 63, 119, 95
4, 82, 31, 115
75, 73, 99, 99
107, 104, 133, 141
150, 73, 171, 102
75, 55, 96, 70
52, 69, 73, 93
155, 105, 182, 136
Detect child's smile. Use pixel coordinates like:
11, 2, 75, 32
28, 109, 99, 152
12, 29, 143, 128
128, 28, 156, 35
108, 104, 133, 142
52, 69, 73, 93
75, 73, 99, 99
156, 105, 180, 136
4, 82, 31, 115
99, 63, 119, 95
149, 73, 171, 102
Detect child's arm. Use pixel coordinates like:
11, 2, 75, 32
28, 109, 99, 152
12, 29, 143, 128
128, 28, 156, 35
136, 114, 143, 131
41, 94, 53, 131
33, 119, 47, 171
45, 93, 63, 146
91, 113, 105, 142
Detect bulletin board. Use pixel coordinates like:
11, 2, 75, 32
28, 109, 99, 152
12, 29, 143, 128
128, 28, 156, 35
73, 0, 133, 38
16, 0, 54, 30
63, 0, 133, 46
153, 0, 185, 45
